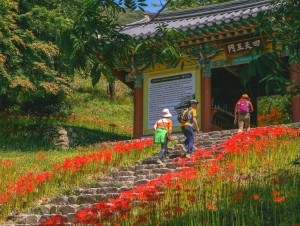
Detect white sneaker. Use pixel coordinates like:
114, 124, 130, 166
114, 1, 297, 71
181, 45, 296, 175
178, 144, 187, 154
186, 154, 191, 159
157, 159, 164, 165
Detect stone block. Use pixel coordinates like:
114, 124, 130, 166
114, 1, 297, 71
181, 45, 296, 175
51, 196, 68, 205
134, 179, 150, 186
59, 205, 77, 215
77, 194, 96, 204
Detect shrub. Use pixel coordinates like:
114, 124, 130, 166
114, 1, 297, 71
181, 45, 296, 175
257, 95, 292, 126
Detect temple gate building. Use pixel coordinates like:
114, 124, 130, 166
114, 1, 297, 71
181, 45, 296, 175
114, 0, 300, 138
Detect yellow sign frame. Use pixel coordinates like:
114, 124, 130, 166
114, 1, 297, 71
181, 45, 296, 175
143, 65, 201, 135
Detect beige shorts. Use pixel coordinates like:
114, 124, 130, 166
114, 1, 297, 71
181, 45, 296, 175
238, 113, 250, 130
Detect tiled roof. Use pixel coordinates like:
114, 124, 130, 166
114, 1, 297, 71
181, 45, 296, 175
122, 0, 272, 39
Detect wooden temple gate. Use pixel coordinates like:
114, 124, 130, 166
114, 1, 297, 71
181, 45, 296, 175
114, 0, 300, 138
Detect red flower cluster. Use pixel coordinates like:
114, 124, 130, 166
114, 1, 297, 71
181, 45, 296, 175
258, 108, 290, 126
41, 168, 199, 225
0, 139, 153, 205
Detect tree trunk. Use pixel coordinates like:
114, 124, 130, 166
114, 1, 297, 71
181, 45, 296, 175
108, 77, 116, 99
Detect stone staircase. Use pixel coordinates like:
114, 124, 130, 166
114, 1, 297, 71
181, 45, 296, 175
5, 129, 238, 226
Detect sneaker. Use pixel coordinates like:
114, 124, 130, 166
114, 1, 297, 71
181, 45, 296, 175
157, 159, 164, 165
186, 154, 191, 159
178, 144, 187, 154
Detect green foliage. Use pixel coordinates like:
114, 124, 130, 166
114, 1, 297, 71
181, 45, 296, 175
241, 53, 290, 95
0, 0, 151, 114
258, 0, 300, 64
257, 95, 292, 125
165, 0, 231, 10
0, 0, 72, 113
245, 0, 300, 96
0, 75, 134, 152
257, 95, 291, 115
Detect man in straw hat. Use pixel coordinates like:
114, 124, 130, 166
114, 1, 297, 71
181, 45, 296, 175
153, 108, 173, 165
234, 94, 254, 133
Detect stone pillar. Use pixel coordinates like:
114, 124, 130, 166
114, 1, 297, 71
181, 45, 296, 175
133, 79, 143, 139
201, 65, 212, 132
290, 64, 300, 123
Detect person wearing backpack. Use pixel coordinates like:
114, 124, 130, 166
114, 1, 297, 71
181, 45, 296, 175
234, 94, 254, 133
153, 108, 173, 165
179, 99, 200, 159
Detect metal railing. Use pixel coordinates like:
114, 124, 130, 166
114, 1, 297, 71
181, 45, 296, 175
211, 107, 235, 130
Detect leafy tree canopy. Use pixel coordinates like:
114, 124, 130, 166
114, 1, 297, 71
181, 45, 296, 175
1, 0, 165, 113
59, 0, 188, 86
0, 0, 76, 113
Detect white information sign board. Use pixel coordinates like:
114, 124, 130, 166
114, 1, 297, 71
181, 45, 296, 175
147, 71, 195, 128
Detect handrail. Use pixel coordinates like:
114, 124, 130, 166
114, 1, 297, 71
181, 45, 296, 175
211, 107, 235, 130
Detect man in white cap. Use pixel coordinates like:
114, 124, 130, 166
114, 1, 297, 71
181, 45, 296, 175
153, 108, 173, 165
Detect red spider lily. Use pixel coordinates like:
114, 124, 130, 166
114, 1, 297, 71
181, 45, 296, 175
271, 190, 280, 196
172, 206, 185, 214
195, 149, 213, 159
39, 126, 299, 225
36, 150, 47, 160
0, 159, 16, 168
95, 119, 105, 125
39, 215, 68, 226
172, 157, 188, 166
36, 172, 52, 183
233, 191, 245, 201
206, 162, 222, 175
252, 194, 260, 200
187, 195, 196, 203
43, 167, 199, 225
274, 196, 285, 203
208, 204, 216, 210
174, 184, 183, 191
124, 127, 133, 132
1, 139, 153, 206
134, 215, 148, 224
75, 208, 99, 224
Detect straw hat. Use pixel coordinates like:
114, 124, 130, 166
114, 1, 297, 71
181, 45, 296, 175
242, 94, 250, 100
162, 108, 172, 118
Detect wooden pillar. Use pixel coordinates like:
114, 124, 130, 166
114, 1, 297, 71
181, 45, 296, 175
201, 65, 212, 132
290, 64, 300, 123
133, 81, 143, 139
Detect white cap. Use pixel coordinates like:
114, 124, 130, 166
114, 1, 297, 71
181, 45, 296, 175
162, 108, 172, 118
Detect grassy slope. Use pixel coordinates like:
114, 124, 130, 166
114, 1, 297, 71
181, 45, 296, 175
0, 76, 135, 207
0, 76, 134, 151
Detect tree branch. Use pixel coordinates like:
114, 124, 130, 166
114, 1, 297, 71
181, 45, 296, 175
148, 0, 172, 23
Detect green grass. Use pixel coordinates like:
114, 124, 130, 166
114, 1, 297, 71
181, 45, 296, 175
0, 76, 134, 152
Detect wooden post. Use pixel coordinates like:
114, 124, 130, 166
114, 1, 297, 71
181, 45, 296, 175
290, 64, 300, 123
201, 65, 212, 132
133, 79, 143, 139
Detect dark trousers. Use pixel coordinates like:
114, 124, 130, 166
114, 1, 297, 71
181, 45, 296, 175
158, 134, 168, 159
181, 126, 194, 154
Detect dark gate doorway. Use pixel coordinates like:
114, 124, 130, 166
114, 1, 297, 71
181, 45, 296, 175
211, 64, 260, 130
